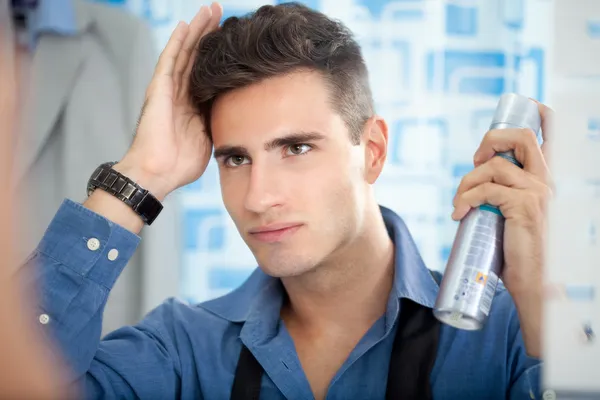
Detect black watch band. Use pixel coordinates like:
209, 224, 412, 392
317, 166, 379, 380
87, 162, 163, 225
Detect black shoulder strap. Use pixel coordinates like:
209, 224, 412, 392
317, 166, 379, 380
386, 269, 442, 399
230, 345, 263, 400
385, 298, 441, 400
231, 292, 441, 400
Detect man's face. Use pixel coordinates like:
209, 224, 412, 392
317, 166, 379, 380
211, 70, 370, 277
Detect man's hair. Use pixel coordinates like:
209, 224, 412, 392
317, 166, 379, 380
190, 2, 374, 145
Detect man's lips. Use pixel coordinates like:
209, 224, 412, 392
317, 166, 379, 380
248, 223, 303, 243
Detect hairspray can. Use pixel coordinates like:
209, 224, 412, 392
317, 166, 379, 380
433, 93, 542, 330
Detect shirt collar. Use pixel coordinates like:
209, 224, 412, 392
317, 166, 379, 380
198, 205, 440, 327
17, 0, 77, 49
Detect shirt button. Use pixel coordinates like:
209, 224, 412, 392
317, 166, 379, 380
87, 238, 100, 251
543, 390, 556, 400
39, 314, 50, 325
107, 249, 119, 261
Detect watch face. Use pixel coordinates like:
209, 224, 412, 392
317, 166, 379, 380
135, 194, 164, 224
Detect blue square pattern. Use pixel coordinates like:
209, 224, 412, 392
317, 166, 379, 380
355, 0, 425, 20
514, 48, 545, 102
445, 3, 477, 36
182, 164, 220, 194
388, 118, 448, 168
183, 208, 227, 251
427, 51, 506, 95
362, 39, 411, 104
589, 119, 600, 142
93, 0, 173, 27
587, 20, 600, 38
426, 48, 544, 100
139, 0, 173, 26
501, 0, 524, 30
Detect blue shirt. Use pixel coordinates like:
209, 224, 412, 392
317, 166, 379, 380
25, 199, 543, 399
14, 0, 77, 49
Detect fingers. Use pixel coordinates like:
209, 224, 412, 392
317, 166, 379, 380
181, 2, 223, 97
207, 3, 224, 34
172, 6, 214, 95
453, 100, 555, 222
452, 182, 512, 220
453, 156, 533, 209
473, 127, 550, 184
153, 21, 189, 80
452, 156, 548, 220
452, 181, 550, 222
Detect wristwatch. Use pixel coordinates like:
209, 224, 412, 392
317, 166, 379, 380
87, 162, 163, 225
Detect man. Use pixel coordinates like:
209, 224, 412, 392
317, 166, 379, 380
22, 2, 552, 399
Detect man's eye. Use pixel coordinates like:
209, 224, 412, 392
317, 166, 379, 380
286, 144, 312, 156
225, 155, 249, 167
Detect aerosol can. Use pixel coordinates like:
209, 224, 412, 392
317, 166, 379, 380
433, 93, 542, 330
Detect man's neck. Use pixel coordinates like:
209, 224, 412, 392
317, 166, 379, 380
280, 205, 395, 335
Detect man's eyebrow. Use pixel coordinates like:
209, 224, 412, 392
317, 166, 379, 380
213, 145, 249, 160
213, 131, 326, 160
264, 131, 326, 151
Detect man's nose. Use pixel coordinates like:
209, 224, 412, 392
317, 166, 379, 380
243, 162, 283, 214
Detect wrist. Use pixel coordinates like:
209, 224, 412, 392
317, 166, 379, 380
112, 161, 172, 202
511, 285, 543, 359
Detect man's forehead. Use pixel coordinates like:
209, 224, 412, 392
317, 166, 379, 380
209, 71, 345, 147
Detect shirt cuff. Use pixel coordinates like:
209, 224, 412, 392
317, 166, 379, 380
37, 199, 141, 289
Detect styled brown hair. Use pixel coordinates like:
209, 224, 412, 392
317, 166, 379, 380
190, 2, 374, 145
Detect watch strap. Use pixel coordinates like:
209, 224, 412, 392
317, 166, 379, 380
87, 162, 163, 225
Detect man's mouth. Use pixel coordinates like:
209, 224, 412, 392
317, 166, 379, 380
248, 222, 303, 243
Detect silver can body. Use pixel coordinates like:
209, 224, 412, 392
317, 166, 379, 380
433, 93, 542, 330
433, 207, 504, 330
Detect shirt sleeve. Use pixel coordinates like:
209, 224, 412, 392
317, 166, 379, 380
509, 354, 543, 399
19, 199, 182, 398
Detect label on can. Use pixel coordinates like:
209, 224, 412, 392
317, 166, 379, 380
479, 272, 499, 316
453, 268, 498, 316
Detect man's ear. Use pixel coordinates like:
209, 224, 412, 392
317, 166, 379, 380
362, 115, 389, 184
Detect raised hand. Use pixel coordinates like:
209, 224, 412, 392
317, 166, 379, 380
115, 3, 223, 201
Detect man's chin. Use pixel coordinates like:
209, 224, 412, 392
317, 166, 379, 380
255, 254, 318, 278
